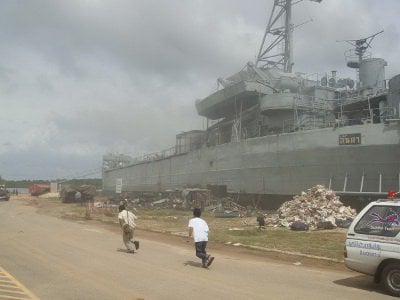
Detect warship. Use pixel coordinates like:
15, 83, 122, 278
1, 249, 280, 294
102, 0, 400, 207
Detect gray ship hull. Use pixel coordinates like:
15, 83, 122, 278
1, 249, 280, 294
103, 122, 400, 197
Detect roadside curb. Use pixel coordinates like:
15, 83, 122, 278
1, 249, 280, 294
166, 230, 344, 263
229, 243, 344, 263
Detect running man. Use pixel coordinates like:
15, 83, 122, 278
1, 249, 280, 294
118, 204, 139, 253
188, 208, 214, 268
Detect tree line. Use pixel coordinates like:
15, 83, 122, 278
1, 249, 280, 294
0, 177, 102, 190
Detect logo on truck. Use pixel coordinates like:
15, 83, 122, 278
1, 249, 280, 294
367, 210, 400, 227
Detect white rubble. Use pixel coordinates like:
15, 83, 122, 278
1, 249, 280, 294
265, 185, 357, 229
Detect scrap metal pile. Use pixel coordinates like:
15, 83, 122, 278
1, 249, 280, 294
60, 184, 96, 203
265, 185, 357, 229
148, 194, 246, 216
210, 197, 247, 218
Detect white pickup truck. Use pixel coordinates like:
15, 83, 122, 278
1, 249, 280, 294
344, 194, 400, 296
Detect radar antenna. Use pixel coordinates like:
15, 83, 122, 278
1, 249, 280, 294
341, 30, 384, 64
339, 30, 384, 82
255, 0, 322, 72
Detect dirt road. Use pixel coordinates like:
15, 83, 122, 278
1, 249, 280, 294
0, 198, 393, 299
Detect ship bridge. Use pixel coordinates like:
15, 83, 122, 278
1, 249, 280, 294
195, 80, 273, 120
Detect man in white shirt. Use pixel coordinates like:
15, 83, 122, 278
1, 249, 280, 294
188, 208, 215, 268
118, 204, 139, 253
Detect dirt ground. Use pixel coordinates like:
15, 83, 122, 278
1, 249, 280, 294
6, 197, 385, 300
14, 194, 350, 272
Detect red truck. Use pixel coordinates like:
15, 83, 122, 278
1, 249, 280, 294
29, 184, 50, 196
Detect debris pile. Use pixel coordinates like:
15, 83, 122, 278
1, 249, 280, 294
265, 185, 357, 229
208, 197, 246, 218
131, 191, 246, 216
60, 184, 96, 203
146, 197, 182, 209
220, 197, 246, 211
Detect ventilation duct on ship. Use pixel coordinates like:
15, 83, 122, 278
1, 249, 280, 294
388, 74, 400, 118
328, 77, 336, 87
359, 58, 387, 89
274, 76, 300, 92
321, 76, 327, 87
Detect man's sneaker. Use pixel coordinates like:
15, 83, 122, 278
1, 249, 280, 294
127, 249, 135, 253
134, 241, 139, 250
202, 256, 208, 268
207, 256, 215, 267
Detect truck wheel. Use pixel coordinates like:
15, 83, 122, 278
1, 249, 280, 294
382, 263, 400, 296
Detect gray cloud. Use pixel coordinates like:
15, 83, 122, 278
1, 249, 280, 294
0, 0, 399, 179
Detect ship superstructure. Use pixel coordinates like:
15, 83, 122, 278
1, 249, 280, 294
102, 0, 400, 204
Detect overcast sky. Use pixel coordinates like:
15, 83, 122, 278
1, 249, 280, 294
0, 0, 399, 180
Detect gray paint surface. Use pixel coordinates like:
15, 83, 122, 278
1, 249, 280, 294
103, 122, 400, 196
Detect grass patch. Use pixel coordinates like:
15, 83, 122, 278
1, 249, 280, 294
211, 227, 346, 261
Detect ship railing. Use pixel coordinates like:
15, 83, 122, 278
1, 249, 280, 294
281, 106, 391, 134
129, 146, 179, 165
330, 172, 400, 196
384, 107, 400, 121
128, 141, 205, 165
294, 95, 337, 112
111, 136, 207, 168
338, 107, 397, 126
344, 49, 372, 63
338, 86, 388, 105
281, 118, 327, 133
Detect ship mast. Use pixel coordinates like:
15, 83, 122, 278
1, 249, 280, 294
256, 0, 322, 73
342, 30, 384, 82
344, 30, 384, 65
